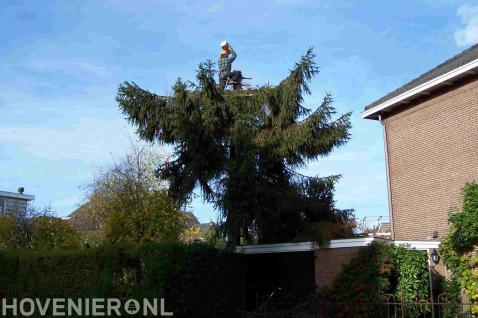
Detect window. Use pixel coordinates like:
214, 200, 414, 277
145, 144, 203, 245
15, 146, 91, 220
0, 199, 4, 213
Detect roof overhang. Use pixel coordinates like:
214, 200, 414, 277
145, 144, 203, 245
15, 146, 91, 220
235, 238, 440, 254
235, 237, 388, 254
362, 58, 478, 120
321, 237, 388, 248
0, 191, 35, 201
236, 241, 317, 254
393, 240, 440, 250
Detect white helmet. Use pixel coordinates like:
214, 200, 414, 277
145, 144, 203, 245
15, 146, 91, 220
220, 40, 229, 48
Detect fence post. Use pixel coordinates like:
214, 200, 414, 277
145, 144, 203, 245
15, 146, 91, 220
400, 294, 404, 318
384, 294, 397, 318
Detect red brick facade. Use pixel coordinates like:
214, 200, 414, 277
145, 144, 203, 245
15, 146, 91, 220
383, 77, 478, 240
315, 247, 361, 288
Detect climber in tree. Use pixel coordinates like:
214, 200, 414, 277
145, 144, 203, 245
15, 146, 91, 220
116, 48, 354, 248
218, 41, 242, 90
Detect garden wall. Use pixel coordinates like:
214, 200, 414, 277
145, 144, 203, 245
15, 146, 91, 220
314, 246, 362, 288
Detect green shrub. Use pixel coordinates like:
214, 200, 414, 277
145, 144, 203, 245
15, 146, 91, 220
0, 242, 245, 318
317, 242, 430, 318
0, 215, 19, 249
439, 276, 462, 318
318, 242, 393, 318
0, 250, 18, 297
389, 245, 430, 315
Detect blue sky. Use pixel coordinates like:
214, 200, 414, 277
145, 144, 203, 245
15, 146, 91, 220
1, 0, 478, 223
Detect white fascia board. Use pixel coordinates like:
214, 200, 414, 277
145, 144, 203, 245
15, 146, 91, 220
361, 58, 478, 119
322, 237, 390, 249
0, 191, 35, 201
235, 242, 317, 254
393, 240, 441, 250
235, 238, 440, 254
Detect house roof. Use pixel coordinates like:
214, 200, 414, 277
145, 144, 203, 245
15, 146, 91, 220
198, 222, 213, 237
67, 202, 101, 232
362, 43, 478, 119
182, 211, 200, 227
0, 190, 35, 201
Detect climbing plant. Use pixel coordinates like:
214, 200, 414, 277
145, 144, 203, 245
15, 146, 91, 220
440, 182, 478, 315
320, 243, 430, 317
389, 245, 430, 315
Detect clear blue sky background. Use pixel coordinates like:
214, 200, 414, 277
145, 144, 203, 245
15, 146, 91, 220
1, 0, 478, 223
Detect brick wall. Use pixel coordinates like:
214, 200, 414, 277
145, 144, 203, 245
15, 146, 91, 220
384, 78, 478, 240
315, 247, 361, 288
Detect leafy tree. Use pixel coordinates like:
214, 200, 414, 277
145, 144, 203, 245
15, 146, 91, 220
0, 215, 18, 249
0, 206, 80, 249
180, 225, 201, 243
116, 48, 353, 247
86, 143, 185, 244
31, 216, 80, 249
203, 223, 226, 249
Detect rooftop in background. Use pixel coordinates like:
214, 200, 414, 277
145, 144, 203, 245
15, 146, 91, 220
362, 43, 478, 120
0, 190, 35, 201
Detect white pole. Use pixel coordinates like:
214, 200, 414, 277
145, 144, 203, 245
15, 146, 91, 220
427, 249, 435, 317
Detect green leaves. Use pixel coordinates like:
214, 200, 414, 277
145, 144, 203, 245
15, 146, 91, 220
323, 243, 431, 317
31, 217, 81, 250
447, 183, 478, 251
440, 182, 478, 315
390, 245, 430, 315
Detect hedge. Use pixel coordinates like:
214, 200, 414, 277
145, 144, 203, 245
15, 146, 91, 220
0, 243, 246, 317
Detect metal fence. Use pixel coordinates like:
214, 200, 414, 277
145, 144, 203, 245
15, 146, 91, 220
239, 294, 474, 318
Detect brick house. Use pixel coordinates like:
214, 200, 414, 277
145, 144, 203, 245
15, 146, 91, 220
0, 188, 35, 216
235, 46, 478, 303
362, 44, 478, 243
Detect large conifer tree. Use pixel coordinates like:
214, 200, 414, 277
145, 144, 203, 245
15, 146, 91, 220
116, 49, 353, 247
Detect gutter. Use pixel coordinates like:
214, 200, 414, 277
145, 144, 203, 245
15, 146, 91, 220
362, 58, 478, 119
235, 238, 440, 254
0, 191, 35, 201
379, 114, 395, 240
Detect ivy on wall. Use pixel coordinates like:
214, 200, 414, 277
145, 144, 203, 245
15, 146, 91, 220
440, 182, 478, 315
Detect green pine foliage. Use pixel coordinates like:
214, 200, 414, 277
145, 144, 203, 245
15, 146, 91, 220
116, 48, 352, 246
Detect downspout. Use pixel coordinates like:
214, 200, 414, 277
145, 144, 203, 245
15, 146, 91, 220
379, 114, 395, 240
